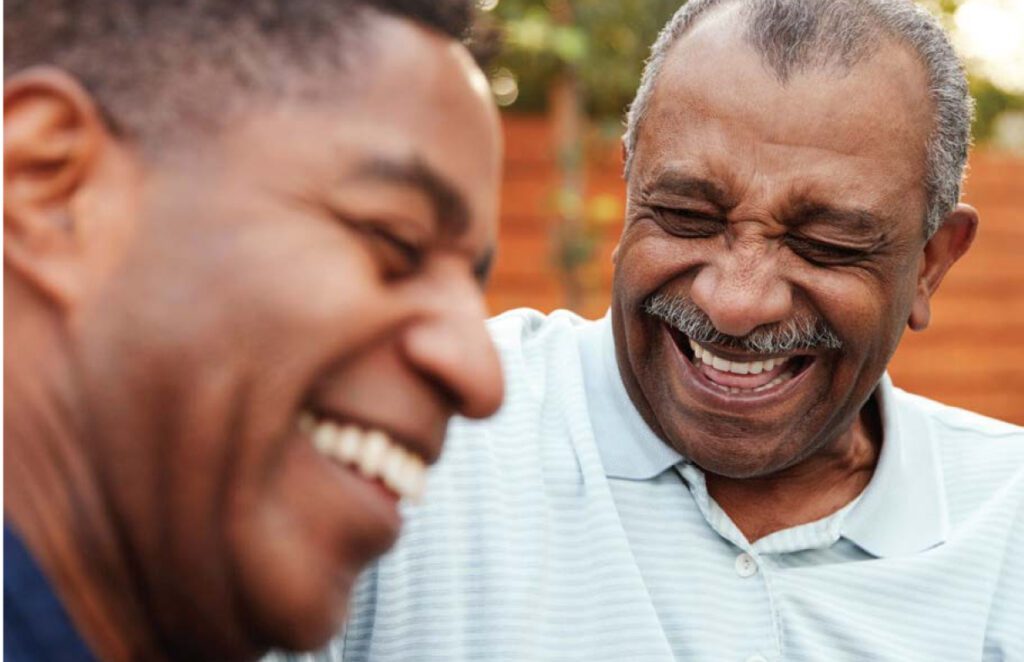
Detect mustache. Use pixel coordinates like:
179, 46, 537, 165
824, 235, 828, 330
643, 292, 843, 354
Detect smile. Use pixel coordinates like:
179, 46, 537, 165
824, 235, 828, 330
664, 324, 816, 399
299, 413, 428, 503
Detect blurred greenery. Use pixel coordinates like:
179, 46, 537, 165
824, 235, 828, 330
486, 0, 1024, 144
971, 77, 1024, 143
488, 0, 684, 125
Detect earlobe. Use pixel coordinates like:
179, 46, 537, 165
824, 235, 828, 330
908, 277, 931, 331
907, 204, 978, 332
4, 67, 108, 306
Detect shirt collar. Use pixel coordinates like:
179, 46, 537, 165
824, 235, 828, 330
578, 313, 949, 557
578, 312, 684, 480
840, 373, 950, 557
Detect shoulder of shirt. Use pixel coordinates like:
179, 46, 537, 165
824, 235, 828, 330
892, 385, 1024, 443
434, 308, 599, 480
485, 307, 591, 354
397, 308, 600, 550
476, 308, 591, 398
891, 385, 1024, 495
442, 306, 593, 430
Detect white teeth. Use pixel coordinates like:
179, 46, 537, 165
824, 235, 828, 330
380, 447, 410, 496
301, 415, 428, 502
688, 340, 790, 377
358, 430, 388, 478
313, 422, 337, 453
336, 425, 361, 463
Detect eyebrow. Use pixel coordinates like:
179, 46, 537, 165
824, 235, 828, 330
645, 172, 734, 208
346, 156, 495, 284
348, 156, 471, 238
790, 202, 884, 235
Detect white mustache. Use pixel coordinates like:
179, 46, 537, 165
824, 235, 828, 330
643, 293, 843, 354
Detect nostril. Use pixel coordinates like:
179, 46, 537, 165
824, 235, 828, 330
422, 376, 462, 414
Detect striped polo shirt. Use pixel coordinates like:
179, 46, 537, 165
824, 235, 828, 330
277, 309, 1024, 662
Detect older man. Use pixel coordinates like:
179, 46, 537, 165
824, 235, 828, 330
304, 1, 1024, 660
4, 1, 503, 660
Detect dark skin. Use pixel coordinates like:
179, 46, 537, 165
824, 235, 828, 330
4, 15, 503, 662
612, 5, 976, 542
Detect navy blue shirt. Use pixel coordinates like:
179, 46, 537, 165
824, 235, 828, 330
4, 525, 98, 661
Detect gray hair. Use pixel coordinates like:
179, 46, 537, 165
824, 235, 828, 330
623, 0, 974, 238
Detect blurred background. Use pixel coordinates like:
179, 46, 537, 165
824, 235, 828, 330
475, 0, 1024, 425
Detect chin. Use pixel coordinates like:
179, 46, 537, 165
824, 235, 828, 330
275, 611, 346, 655
228, 529, 357, 657
689, 450, 774, 479
243, 576, 351, 656
674, 428, 799, 479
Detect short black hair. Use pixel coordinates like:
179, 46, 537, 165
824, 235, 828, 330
5, 0, 487, 152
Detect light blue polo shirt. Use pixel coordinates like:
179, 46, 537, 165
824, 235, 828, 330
277, 309, 1024, 662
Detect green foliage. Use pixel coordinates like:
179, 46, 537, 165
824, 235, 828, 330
490, 0, 683, 118
971, 76, 1024, 144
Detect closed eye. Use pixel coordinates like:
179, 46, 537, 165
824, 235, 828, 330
652, 207, 725, 238
350, 219, 425, 278
784, 235, 869, 266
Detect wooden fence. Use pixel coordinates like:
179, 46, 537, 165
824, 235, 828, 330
487, 114, 1024, 425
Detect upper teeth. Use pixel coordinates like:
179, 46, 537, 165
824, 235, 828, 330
300, 413, 427, 502
687, 339, 787, 375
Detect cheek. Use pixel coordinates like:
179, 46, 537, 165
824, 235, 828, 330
151, 210, 398, 400
799, 266, 915, 365
614, 223, 704, 300
94, 207, 390, 541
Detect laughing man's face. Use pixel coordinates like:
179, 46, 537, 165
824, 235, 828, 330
70, 14, 503, 657
611, 8, 936, 478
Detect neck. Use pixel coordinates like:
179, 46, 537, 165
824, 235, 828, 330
705, 398, 882, 543
4, 308, 166, 662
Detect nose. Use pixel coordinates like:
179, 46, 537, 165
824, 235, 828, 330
689, 243, 792, 338
401, 262, 504, 419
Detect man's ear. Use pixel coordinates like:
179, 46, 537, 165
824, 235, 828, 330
4, 66, 110, 308
908, 204, 978, 331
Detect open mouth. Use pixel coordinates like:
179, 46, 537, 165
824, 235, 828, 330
666, 324, 815, 397
297, 412, 427, 504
